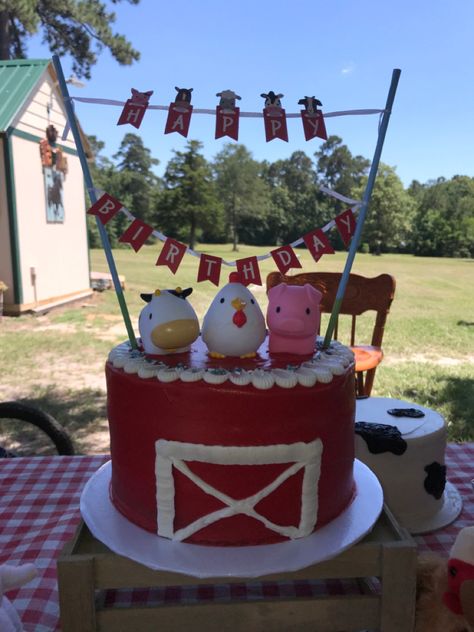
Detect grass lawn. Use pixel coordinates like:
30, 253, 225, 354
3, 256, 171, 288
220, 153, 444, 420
1, 244, 473, 454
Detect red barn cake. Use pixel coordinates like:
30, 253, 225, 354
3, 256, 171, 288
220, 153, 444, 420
106, 281, 357, 546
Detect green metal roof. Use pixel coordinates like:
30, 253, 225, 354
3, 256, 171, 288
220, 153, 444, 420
0, 59, 50, 132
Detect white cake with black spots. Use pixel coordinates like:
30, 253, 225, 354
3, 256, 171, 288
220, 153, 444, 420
354, 397, 462, 534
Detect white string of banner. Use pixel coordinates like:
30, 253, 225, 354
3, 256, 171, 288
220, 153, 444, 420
90, 186, 361, 267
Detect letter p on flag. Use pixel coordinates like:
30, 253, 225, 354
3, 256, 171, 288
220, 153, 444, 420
87, 193, 123, 225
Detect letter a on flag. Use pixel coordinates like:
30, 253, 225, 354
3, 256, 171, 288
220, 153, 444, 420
303, 229, 335, 263
156, 238, 187, 274
165, 103, 193, 137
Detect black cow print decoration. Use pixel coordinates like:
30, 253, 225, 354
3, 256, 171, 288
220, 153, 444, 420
355, 422, 407, 456
424, 461, 447, 499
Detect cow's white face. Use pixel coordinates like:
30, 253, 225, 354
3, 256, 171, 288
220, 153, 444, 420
139, 290, 199, 355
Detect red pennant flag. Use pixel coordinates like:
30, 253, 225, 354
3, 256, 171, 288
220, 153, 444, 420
335, 209, 356, 247
236, 256, 262, 286
215, 106, 240, 141
119, 219, 154, 252
87, 193, 123, 225
117, 89, 153, 129
303, 229, 335, 263
156, 238, 187, 274
263, 108, 288, 142
164, 103, 193, 137
300, 110, 328, 141
270, 245, 302, 274
197, 254, 222, 286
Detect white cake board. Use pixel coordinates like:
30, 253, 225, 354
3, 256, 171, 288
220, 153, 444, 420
80, 459, 383, 579
406, 481, 463, 535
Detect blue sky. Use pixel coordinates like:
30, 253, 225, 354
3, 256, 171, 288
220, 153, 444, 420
27, 0, 474, 187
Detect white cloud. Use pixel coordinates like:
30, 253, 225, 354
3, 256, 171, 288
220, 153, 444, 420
341, 62, 355, 75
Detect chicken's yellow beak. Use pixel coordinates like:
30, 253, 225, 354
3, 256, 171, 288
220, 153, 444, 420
231, 297, 246, 311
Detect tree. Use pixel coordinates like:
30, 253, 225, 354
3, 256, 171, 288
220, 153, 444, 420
353, 164, 416, 254
112, 133, 160, 223
314, 135, 370, 211
213, 144, 272, 250
262, 151, 328, 245
0, 0, 140, 78
86, 135, 117, 247
410, 176, 474, 258
157, 140, 223, 250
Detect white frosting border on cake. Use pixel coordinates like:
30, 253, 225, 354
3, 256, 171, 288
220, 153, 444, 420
155, 439, 323, 541
108, 338, 354, 390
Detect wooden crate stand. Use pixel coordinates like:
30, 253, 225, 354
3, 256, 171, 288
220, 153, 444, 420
57, 505, 417, 632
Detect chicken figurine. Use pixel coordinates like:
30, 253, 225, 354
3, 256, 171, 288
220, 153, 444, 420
201, 272, 266, 358
443, 526, 474, 625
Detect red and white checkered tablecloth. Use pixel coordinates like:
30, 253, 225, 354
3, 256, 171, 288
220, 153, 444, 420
1, 444, 473, 632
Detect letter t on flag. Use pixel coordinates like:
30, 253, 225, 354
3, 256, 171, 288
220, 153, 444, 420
87, 193, 123, 225
156, 238, 187, 274
119, 219, 154, 252
197, 254, 222, 286
270, 245, 302, 274
303, 229, 335, 263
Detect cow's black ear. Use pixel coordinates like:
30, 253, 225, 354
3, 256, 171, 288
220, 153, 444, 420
182, 288, 193, 298
140, 293, 152, 303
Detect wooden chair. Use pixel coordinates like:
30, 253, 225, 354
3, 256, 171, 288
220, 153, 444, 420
266, 271, 396, 397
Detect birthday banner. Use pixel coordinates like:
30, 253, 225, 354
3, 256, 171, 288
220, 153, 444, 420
64, 87, 386, 144
87, 187, 360, 287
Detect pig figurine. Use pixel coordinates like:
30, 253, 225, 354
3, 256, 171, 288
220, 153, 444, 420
267, 283, 323, 355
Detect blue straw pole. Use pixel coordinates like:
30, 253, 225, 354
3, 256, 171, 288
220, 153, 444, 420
323, 68, 401, 348
52, 55, 138, 349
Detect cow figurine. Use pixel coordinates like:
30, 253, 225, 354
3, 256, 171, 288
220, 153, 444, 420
216, 89, 241, 112
174, 87, 193, 105
266, 283, 323, 355
139, 287, 199, 355
298, 96, 323, 115
261, 91, 284, 111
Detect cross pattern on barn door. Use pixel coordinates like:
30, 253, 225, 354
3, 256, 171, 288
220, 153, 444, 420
155, 439, 323, 541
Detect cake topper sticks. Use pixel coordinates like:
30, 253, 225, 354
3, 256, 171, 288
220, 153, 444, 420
323, 68, 401, 348
53, 54, 138, 349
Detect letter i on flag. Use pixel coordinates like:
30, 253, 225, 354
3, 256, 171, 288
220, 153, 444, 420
270, 245, 302, 274
197, 254, 222, 286
117, 89, 153, 129
261, 91, 288, 142
119, 219, 154, 252
165, 86, 193, 137
215, 90, 241, 141
87, 192, 123, 225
